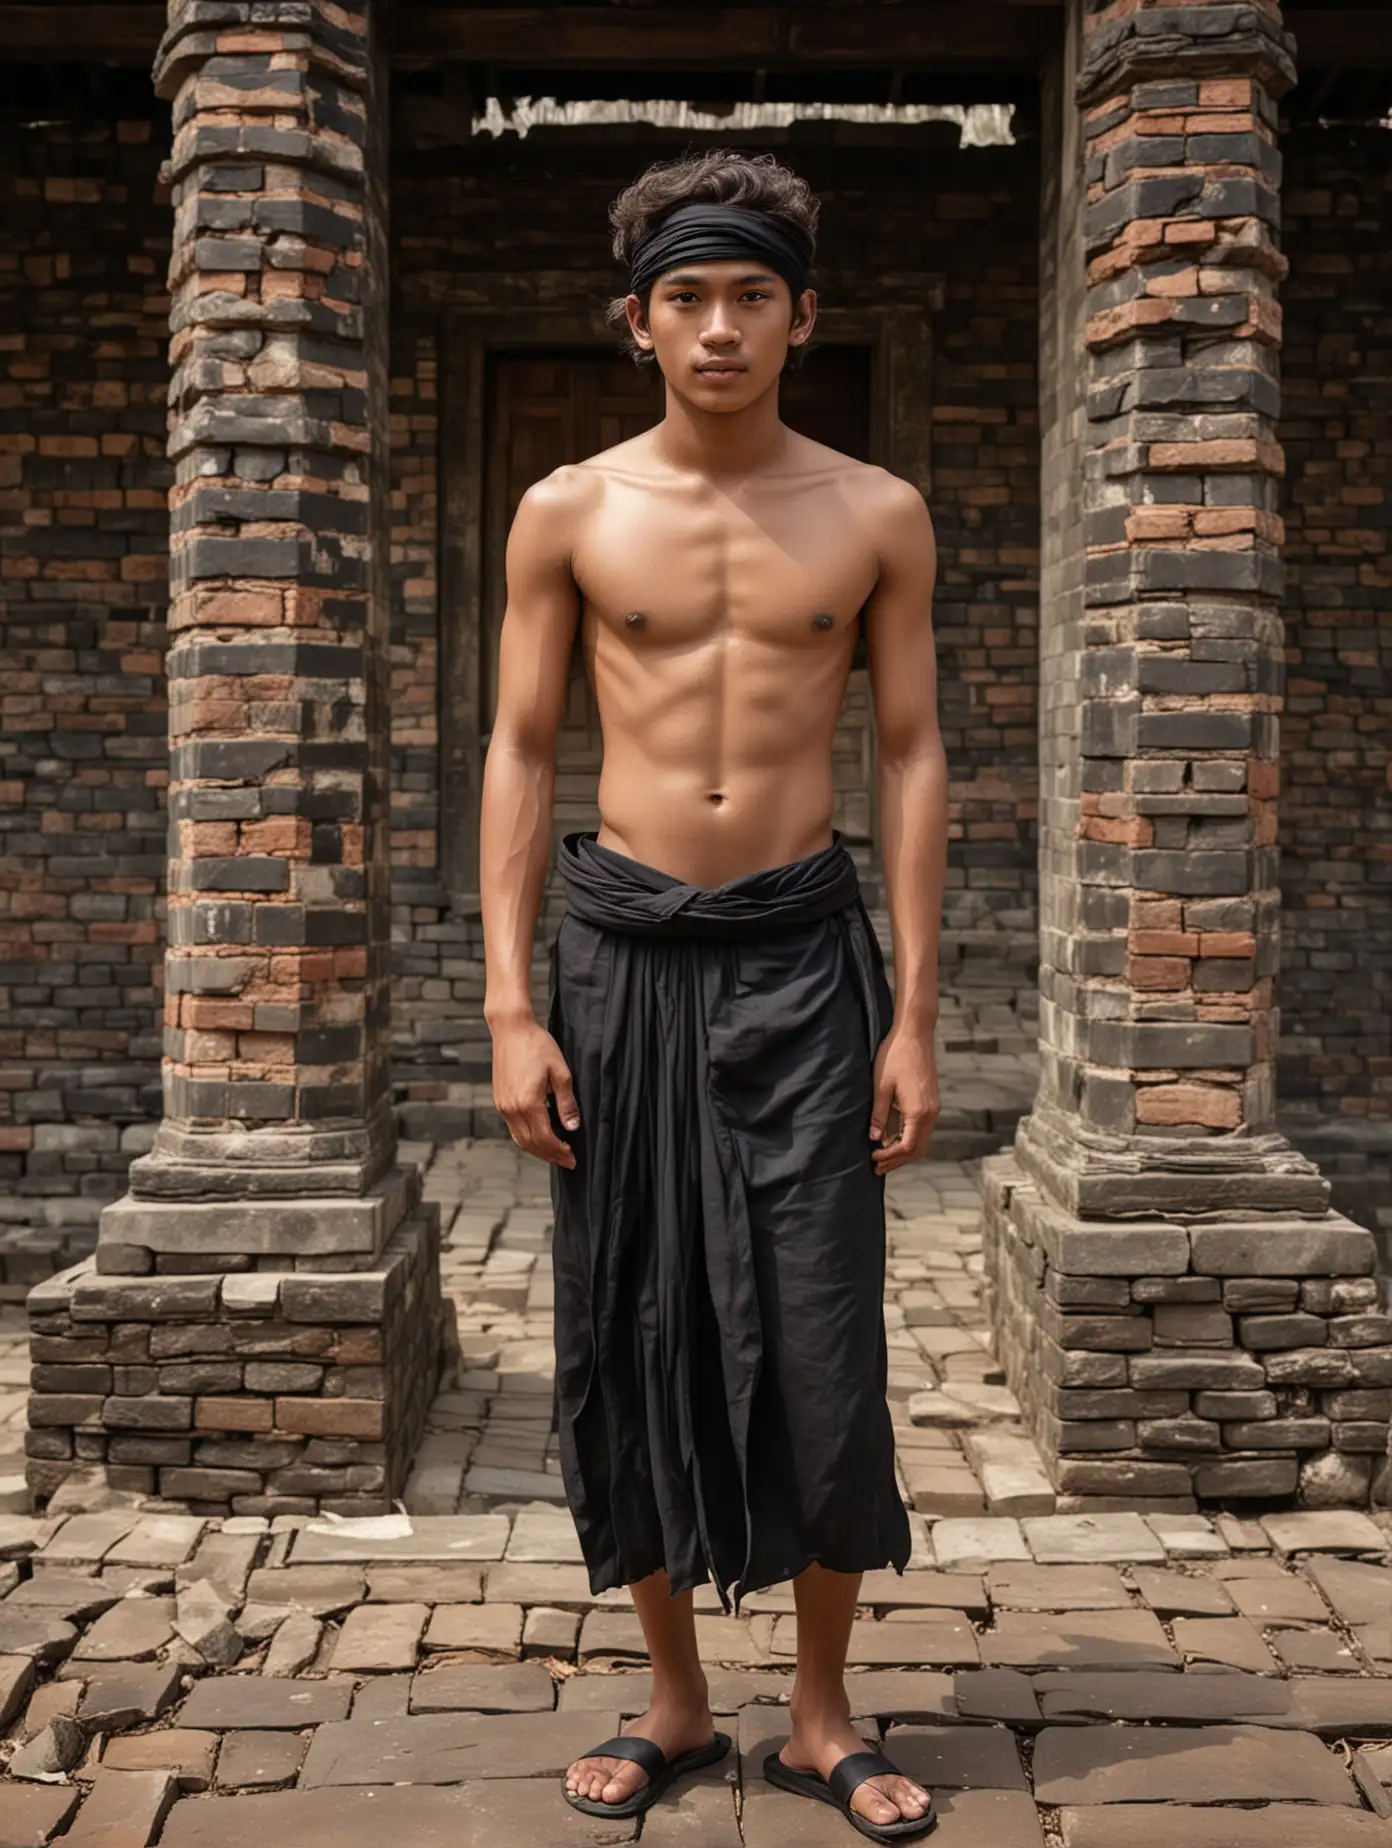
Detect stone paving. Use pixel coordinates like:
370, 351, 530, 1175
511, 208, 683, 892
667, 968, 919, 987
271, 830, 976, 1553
4, 1111, 1392, 1843
4, 1499, 1392, 1845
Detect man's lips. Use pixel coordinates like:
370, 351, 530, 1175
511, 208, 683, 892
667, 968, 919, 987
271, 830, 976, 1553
697, 362, 745, 374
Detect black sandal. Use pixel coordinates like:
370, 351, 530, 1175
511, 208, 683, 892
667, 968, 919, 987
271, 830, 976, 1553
763, 1746, 937, 1842
562, 1728, 732, 1819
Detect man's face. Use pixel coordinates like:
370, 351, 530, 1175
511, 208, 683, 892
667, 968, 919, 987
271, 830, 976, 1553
626, 259, 816, 410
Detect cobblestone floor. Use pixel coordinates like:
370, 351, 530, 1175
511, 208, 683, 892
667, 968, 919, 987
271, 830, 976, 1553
6, 1043, 1392, 1842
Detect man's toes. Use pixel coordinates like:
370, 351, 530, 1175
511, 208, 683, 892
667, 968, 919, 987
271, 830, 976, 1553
893, 1777, 931, 1818
852, 1781, 902, 1823
567, 1758, 613, 1801
602, 1763, 644, 1803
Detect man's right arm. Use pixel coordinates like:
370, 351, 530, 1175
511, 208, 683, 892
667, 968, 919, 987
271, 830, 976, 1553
480, 468, 587, 1167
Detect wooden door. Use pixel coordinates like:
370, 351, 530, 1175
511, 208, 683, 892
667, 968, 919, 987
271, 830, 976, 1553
482, 351, 661, 733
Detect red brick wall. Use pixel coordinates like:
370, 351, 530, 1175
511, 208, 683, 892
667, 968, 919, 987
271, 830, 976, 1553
0, 106, 171, 1266
1279, 128, 1392, 1131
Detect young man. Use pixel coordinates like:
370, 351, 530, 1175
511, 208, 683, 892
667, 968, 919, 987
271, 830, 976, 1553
480, 150, 947, 1842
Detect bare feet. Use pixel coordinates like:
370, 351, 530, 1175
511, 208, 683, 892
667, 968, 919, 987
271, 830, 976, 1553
780, 1710, 933, 1830
564, 1695, 717, 1808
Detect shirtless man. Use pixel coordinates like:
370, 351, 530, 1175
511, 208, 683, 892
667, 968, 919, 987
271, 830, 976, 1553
480, 150, 947, 1843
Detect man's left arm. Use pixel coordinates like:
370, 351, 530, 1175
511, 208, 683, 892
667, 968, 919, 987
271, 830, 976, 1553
862, 475, 947, 1173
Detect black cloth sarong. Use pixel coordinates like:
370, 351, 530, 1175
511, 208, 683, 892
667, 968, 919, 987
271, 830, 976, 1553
547, 827, 912, 1614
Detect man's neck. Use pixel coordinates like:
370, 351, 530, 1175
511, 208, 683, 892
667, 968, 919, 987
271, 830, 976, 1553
653, 379, 789, 484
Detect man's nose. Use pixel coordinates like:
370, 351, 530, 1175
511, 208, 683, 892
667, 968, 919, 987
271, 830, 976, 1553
701, 311, 740, 345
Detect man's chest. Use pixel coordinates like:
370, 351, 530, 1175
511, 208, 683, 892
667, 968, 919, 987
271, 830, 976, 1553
573, 485, 878, 645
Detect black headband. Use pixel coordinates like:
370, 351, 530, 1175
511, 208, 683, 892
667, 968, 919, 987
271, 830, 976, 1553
629, 203, 814, 302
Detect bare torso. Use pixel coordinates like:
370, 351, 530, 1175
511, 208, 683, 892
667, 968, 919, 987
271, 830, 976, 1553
563, 426, 884, 887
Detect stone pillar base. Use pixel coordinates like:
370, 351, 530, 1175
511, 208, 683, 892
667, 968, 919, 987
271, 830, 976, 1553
94, 1165, 421, 1276
982, 1151, 1392, 1515
24, 1205, 442, 1517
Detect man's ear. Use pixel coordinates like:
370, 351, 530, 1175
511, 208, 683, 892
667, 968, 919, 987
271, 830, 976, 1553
624, 292, 654, 351
787, 286, 818, 348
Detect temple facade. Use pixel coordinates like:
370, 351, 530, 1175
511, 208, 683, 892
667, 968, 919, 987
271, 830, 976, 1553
3, 0, 1391, 1515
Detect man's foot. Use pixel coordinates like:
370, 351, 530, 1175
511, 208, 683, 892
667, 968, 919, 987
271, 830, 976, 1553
780, 1713, 932, 1829
564, 1697, 717, 1808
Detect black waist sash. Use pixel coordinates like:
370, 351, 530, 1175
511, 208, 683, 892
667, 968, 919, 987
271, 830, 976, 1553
548, 828, 907, 1610
558, 828, 862, 935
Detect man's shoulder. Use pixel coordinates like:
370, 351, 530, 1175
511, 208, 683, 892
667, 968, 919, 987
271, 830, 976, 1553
789, 433, 926, 514
806, 447, 935, 584
519, 434, 655, 519
829, 452, 933, 544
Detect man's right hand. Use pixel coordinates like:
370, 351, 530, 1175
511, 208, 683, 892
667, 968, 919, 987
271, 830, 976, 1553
491, 1019, 581, 1169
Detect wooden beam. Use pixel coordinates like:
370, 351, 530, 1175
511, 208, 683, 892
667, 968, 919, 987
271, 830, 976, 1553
398, 6, 1059, 68
1287, 10, 1392, 70
0, 6, 163, 61
5, 4, 1384, 80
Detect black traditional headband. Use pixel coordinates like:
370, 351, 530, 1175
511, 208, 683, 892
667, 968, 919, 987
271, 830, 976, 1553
629, 203, 814, 302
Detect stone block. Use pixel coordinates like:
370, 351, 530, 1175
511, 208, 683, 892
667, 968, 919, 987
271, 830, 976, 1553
0, 1786, 81, 1847
1193, 1457, 1299, 1498
986, 1564, 1130, 1611
62, 1769, 178, 1848
76, 1661, 184, 1732
982, 1610, 1177, 1671
297, 1709, 626, 1787
1224, 1418, 1329, 1450
280, 1274, 387, 1322
1263, 1510, 1387, 1553
102, 1173, 414, 1262
1131, 1277, 1220, 1305
332, 1603, 428, 1673
1191, 1218, 1376, 1277
1239, 1313, 1328, 1350
411, 1663, 556, 1713
1020, 1201, 1189, 1276
214, 1730, 307, 1791
71, 1274, 221, 1321
160, 1784, 638, 1848
1194, 1390, 1276, 1421
1153, 1305, 1232, 1345
1263, 1348, 1357, 1388
1036, 1723, 1358, 1808
1223, 1279, 1299, 1311
1054, 1460, 1195, 1497
0, 1653, 36, 1727
1138, 1416, 1221, 1452
103, 1396, 194, 1431
1058, 1810, 1388, 1848
1130, 1354, 1265, 1390
179, 1678, 354, 1732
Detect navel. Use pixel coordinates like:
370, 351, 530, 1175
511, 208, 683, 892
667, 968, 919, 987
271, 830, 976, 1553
625, 609, 647, 630
811, 612, 835, 631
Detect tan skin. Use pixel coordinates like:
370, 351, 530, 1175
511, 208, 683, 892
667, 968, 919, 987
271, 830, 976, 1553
480, 252, 947, 1829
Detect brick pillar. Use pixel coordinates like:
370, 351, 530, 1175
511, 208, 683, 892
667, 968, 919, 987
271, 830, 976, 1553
25, 0, 442, 1516
984, 0, 1392, 1514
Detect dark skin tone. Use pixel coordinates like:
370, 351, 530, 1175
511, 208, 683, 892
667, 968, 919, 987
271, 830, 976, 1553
480, 252, 947, 1828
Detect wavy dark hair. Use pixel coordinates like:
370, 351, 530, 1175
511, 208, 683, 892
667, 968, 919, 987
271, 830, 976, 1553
605, 148, 820, 368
